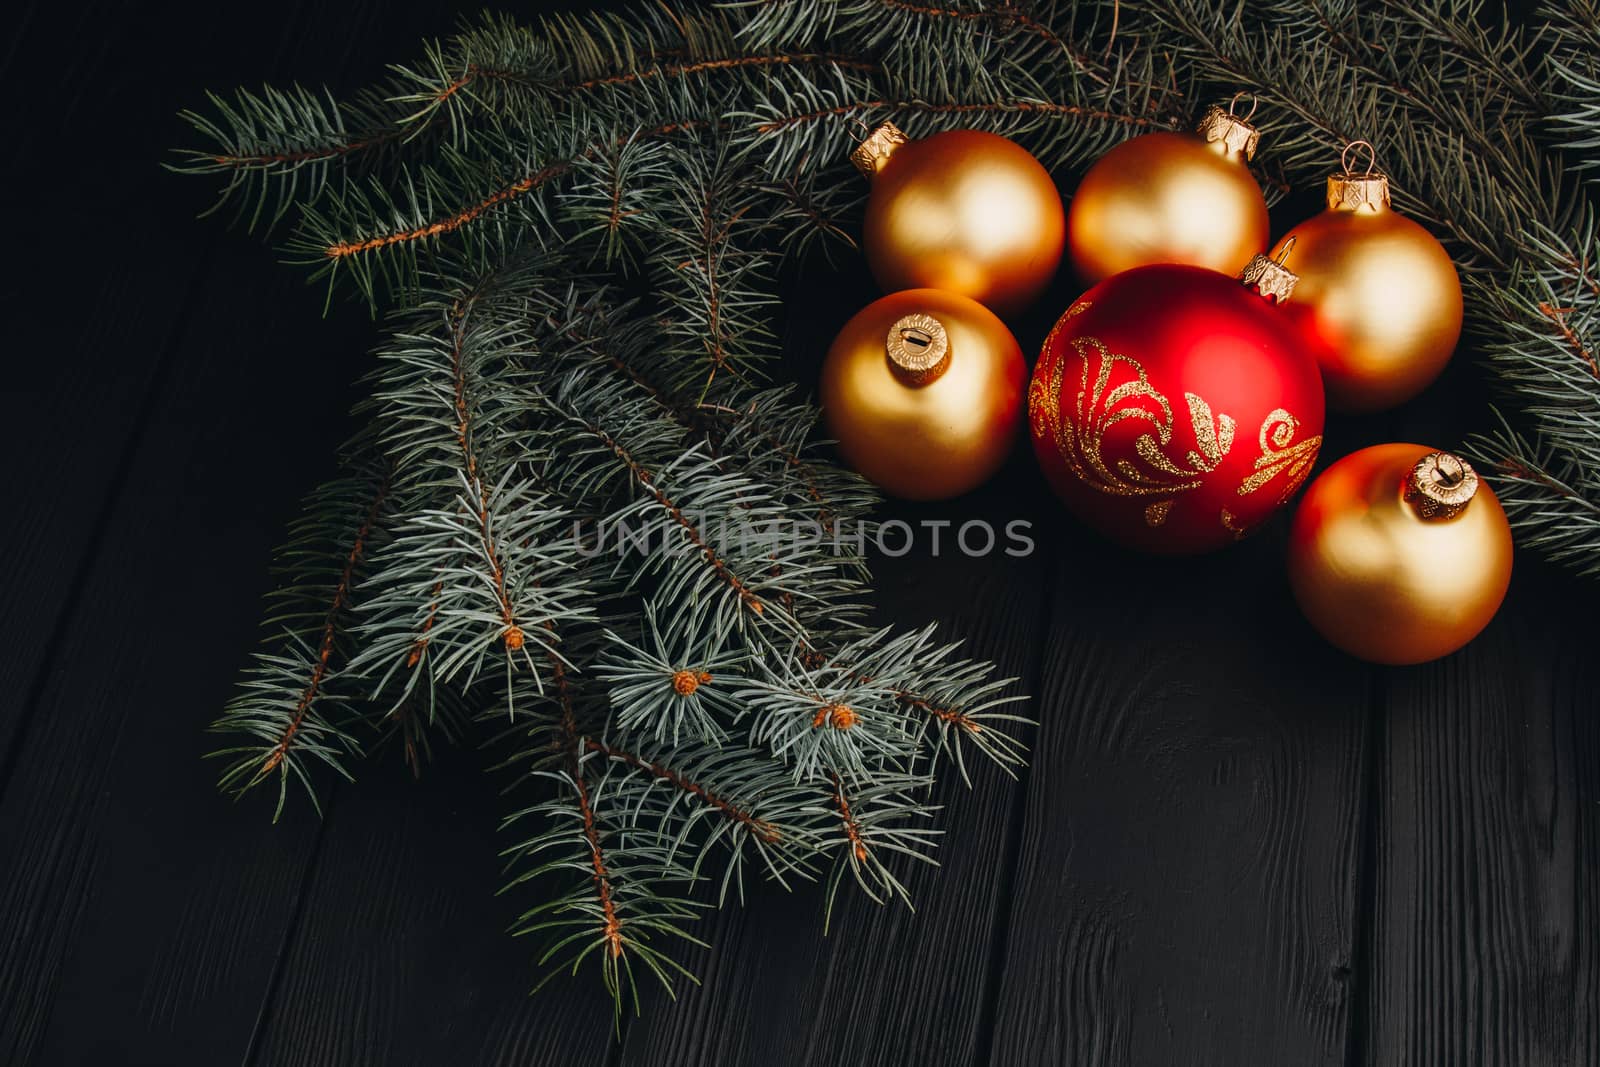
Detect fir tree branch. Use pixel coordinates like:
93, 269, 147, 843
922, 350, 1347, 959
830, 772, 869, 863
1535, 300, 1598, 378
314, 121, 700, 269
444, 292, 526, 649
260, 465, 392, 776
508, 51, 877, 94
209, 445, 395, 817
1469, 416, 1600, 577
870, 0, 1110, 85
323, 161, 574, 261
555, 660, 626, 963
585, 737, 781, 845
819, 768, 939, 918
751, 96, 1171, 135
567, 412, 769, 618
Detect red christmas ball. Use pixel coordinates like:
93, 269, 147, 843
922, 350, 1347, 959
1028, 263, 1325, 553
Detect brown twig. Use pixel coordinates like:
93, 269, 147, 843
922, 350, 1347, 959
431, 53, 875, 101
327, 161, 573, 258
1563, 251, 1600, 297
676, 201, 753, 380
262, 468, 392, 775
1494, 456, 1600, 520
831, 774, 868, 862
570, 52, 876, 91
577, 418, 767, 615
212, 133, 396, 167
1538, 301, 1600, 378
757, 416, 837, 529
754, 98, 1172, 136
552, 658, 624, 959
584, 738, 781, 843
898, 692, 983, 734
874, 0, 1110, 86
215, 53, 874, 173
324, 119, 706, 259
405, 580, 445, 667
445, 296, 523, 645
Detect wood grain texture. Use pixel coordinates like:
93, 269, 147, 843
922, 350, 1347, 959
0, 0, 140, 174
0, 256, 357, 1063
987, 519, 1372, 1066
1363, 559, 1599, 1066
0, 4, 467, 1058
0, 0, 417, 770
247, 749, 618, 1067
0, 0, 236, 773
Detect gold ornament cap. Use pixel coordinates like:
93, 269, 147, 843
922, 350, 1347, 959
1327, 140, 1391, 211
851, 121, 909, 178
1404, 451, 1479, 520
1197, 99, 1261, 160
1239, 237, 1299, 303
885, 312, 951, 386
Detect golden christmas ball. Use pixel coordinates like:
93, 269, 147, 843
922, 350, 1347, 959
1287, 444, 1513, 665
854, 124, 1065, 316
1279, 146, 1464, 412
820, 289, 1026, 500
1067, 101, 1270, 284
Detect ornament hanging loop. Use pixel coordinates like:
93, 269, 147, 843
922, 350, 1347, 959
1227, 91, 1259, 122
1404, 450, 1479, 520
1328, 140, 1391, 211
851, 120, 909, 178
1240, 236, 1300, 302
1341, 139, 1378, 177
1198, 99, 1262, 159
885, 312, 952, 386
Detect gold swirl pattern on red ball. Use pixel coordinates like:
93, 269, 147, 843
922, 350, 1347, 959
1030, 332, 1322, 530
1238, 409, 1321, 504
1033, 335, 1228, 499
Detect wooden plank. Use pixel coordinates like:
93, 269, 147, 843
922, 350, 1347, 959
0, 0, 231, 771
986, 522, 1372, 1066
0, 0, 130, 173
0, 3, 472, 1059
1361, 557, 1599, 1066
0, 254, 364, 1063
0, 0, 387, 773
246, 744, 619, 1067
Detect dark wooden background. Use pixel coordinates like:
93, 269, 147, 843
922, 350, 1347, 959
2, 1, 1595, 1064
